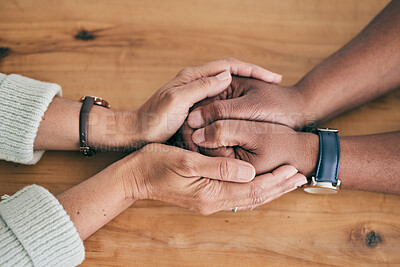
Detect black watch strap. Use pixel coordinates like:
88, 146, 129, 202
79, 96, 111, 158
79, 97, 96, 157
315, 128, 340, 185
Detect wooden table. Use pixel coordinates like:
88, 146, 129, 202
1, 0, 399, 265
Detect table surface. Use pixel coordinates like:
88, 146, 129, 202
1, 0, 400, 266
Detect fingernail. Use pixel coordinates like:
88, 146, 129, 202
192, 128, 205, 144
283, 177, 307, 194
216, 71, 231, 81
294, 177, 307, 188
273, 75, 282, 84
188, 110, 205, 128
285, 168, 298, 179
238, 165, 255, 181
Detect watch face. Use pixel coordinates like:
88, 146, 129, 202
303, 187, 338, 194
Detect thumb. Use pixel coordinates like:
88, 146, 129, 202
187, 98, 243, 129
191, 120, 251, 149
188, 152, 256, 183
178, 71, 232, 107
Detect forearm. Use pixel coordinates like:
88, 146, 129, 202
338, 131, 400, 194
299, 131, 400, 194
34, 97, 136, 150
296, 0, 400, 124
56, 155, 136, 240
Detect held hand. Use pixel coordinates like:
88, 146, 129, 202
186, 76, 311, 129
115, 59, 282, 147
182, 76, 312, 151
191, 120, 319, 177
124, 143, 306, 214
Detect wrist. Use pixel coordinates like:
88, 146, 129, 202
113, 109, 148, 149
121, 149, 149, 201
287, 84, 315, 129
88, 106, 123, 150
294, 131, 319, 177
293, 81, 326, 129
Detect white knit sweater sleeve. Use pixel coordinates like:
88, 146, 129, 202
0, 185, 85, 266
0, 73, 62, 164
0, 73, 85, 266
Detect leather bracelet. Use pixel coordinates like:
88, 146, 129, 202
79, 96, 110, 157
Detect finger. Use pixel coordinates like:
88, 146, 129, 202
181, 96, 222, 152
187, 152, 256, 183
181, 122, 199, 152
199, 147, 235, 158
187, 97, 247, 129
191, 120, 258, 150
177, 58, 282, 84
212, 165, 307, 213
235, 173, 307, 211
175, 71, 233, 108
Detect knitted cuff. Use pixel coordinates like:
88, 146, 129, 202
0, 185, 85, 267
0, 74, 62, 164
0, 73, 6, 84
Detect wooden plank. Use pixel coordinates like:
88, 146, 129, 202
1, 0, 399, 265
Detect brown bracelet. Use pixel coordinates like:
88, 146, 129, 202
79, 96, 110, 157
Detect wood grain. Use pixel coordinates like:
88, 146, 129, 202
1, 0, 399, 266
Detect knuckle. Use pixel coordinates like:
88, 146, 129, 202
197, 77, 212, 88
212, 101, 227, 118
212, 120, 224, 138
213, 120, 225, 130
250, 183, 268, 205
162, 89, 179, 102
178, 155, 196, 174
218, 160, 230, 180
175, 67, 197, 84
178, 67, 193, 77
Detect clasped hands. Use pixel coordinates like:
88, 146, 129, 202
107, 58, 313, 215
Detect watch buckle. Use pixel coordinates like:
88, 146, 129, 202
303, 176, 341, 194
79, 96, 111, 109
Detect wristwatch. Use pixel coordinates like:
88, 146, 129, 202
79, 96, 111, 157
304, 128, 341, 194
